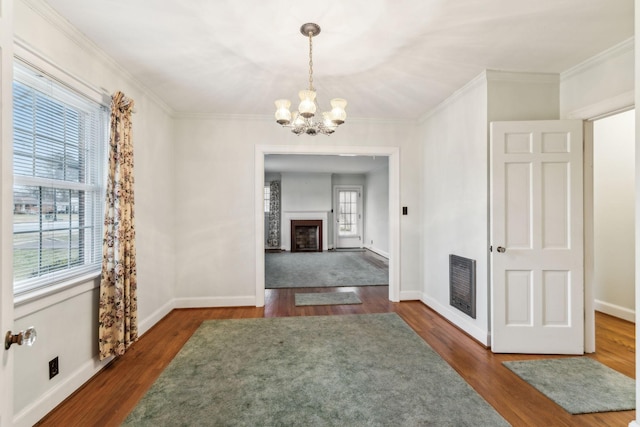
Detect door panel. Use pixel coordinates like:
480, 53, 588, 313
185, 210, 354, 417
491, 120, 583, 354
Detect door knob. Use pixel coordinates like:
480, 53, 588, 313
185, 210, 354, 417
497, 246, 506, 253
5, 327, 37, 350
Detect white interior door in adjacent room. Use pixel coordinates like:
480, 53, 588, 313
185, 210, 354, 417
490, 120, 584, 354
334, 185, 363, 249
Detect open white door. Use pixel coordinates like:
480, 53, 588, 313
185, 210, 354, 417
334, 185, 363, 249
0, 0, 14, 424
491, 120, 584, 354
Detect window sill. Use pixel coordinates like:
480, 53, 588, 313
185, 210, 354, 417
14, 271, 101, 320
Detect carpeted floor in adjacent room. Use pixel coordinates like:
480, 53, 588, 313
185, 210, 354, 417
265, 250, 388, 288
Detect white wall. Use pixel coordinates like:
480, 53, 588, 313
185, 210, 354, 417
173, 116, 422, 305
593, 110, 635, 320
11, 1, 176, 425
487, 71, 560, 121
365, 166, 389, 257
281, 172, 331, 212
420, 74, 490, 344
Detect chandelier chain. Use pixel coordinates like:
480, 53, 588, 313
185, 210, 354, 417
308, 31, 314, 91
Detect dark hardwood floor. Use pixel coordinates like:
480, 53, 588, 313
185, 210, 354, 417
36, 285, 635, 427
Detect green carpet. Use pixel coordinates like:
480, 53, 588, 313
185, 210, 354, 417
124, 313, 508, 426
295, 291, 362, 306
503, 357, 635, 414
265, 251, 388, 288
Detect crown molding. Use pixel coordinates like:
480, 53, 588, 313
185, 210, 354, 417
418, 71, 487, 123
173, 111, 416, 125
561, 37, 634, 81
485, 69, 559, 84
19, 0, 174, 116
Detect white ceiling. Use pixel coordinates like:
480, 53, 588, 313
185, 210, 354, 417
45, 0, 633, 120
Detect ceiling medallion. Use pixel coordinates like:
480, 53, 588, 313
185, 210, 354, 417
274, 23, 347, 136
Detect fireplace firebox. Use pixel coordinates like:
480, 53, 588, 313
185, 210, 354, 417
290, 220, 323, 252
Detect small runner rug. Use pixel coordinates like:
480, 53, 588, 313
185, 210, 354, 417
295, 291, 362, 306
503, 357, 635, 414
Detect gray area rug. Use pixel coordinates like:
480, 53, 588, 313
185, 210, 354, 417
124, 313, 508, 426
295, 291, 362, 306
265, 251, 388, 288
503, 357, 635, 414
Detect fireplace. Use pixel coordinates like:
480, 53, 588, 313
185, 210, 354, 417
291, 220, 323, 252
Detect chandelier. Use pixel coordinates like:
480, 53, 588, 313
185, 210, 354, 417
274, 23, 347, 136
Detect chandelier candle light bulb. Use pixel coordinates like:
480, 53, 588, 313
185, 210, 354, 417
274, 23, 347, 136
274, 99, 292, 124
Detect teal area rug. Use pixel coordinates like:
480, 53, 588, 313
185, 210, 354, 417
124, 313, 508, 426
295, 291, 362, 306
503, 357, 635, 414
265, 251, 388, 288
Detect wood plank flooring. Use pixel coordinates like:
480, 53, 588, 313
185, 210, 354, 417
36, 285, 635, 427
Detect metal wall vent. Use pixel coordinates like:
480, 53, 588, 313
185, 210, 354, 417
449, 254, 476, 319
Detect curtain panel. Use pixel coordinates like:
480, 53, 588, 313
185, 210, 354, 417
98, 91, 138, 360
267, 180, 281, 248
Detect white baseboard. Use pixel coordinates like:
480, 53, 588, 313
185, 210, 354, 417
13, 356, 112, 427
594, 299, 635, 323
366, 245, 389, 259
421, 293, 490, 346
400, 290, 422, 301
174, 296, 256, 308
138, 299, 176, 335
628, 421, 640, 427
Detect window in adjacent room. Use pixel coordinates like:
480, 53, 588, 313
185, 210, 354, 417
264, 185, 271, 213
12, 61, 108, 296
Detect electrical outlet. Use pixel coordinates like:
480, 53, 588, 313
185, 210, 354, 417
49, 357, 59, 379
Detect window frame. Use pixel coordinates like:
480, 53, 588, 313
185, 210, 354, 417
11, 55, 109, 299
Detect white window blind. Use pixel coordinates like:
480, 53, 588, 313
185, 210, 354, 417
12, 62, 108, 296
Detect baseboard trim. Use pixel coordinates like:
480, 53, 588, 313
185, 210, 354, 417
13, 356, 111, 427
138, 299, 176, 335
400, 290, 422, 301
594, 299, 635, 323
366, 245, 389, 259
421, 293, 490, 346
174, 296, 256, 308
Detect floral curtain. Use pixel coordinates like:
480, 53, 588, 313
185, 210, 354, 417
99, 91, 137, 360
267, 180, 281, 248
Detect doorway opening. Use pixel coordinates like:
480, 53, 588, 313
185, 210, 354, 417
591, 109, 635, 322
254, 145, 400, 306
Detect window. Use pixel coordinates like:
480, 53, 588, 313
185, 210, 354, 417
264, 185, 270, 213
12, 62, 108, 296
